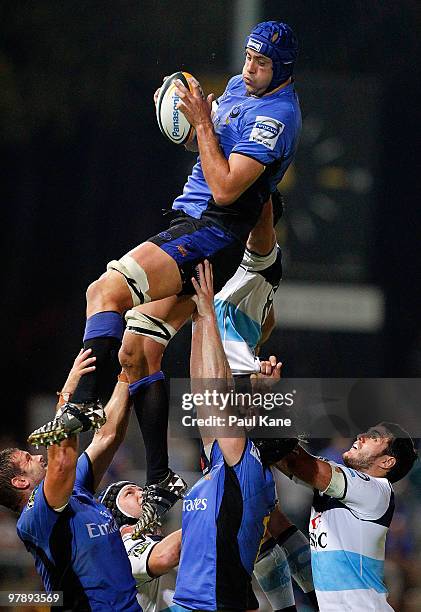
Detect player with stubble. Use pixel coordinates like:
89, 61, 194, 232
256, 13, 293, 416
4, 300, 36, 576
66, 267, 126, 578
276, 423, 417, 610
0, 350, 141, 611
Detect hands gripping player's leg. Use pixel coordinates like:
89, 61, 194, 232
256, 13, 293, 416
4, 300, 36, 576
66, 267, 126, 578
29, 243, 184, 447
72, 242, 183, 405
119, 295, 196, 537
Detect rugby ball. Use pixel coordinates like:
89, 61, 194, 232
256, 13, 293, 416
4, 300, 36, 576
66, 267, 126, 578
156, 71, 196, 145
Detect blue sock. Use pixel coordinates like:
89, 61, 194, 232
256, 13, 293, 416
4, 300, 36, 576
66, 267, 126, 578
129, 371, 165, 396
72, 311, 124, 404
83, 311, 124, 341
130, 371, 169, 485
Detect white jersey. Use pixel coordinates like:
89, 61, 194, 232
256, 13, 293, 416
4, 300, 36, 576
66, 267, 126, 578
309, 462, 395, 611
214, 244, 282, 375
123, 534, 182, 612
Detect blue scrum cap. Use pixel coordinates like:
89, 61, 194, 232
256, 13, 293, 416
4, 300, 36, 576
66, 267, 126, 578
246, 21, 298, 91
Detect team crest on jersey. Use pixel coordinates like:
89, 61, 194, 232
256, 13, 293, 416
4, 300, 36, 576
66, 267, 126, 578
131, 541, 152, 558
249, 116, 284, 150
250, 442, 262, 465
27, 488, 37, 509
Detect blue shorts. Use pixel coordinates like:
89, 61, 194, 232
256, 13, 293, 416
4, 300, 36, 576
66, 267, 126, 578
148, 214, 244, 295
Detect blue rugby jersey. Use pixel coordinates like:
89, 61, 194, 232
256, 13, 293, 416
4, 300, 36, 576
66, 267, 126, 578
17, 453, 140, 611
173, 75, 301, 242
174, 439, 276, 611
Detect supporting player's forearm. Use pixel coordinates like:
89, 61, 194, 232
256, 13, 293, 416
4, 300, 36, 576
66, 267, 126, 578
190, 262, 244, 459
246, 199, 276, 255
44, 435, 78, 508
148, 529, 182, 576
86, 380, 131, 489
275, 445, 332, 491
268, 504, 294, 538
96, 380, 131, 443
257, 306, 275, 350
193, 314, 232, 381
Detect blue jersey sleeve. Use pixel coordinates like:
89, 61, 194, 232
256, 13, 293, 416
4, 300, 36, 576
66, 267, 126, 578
232, 103, 295, 166
211, 440, 275, 508
75, 452, 95, 493
16, 483, 62, 551
233, 439, 276, 504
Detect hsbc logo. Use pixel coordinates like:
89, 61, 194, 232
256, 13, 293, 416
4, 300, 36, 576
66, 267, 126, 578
310, 513, 327, 548
311, 513, 322, 530
309, 531, 327, 549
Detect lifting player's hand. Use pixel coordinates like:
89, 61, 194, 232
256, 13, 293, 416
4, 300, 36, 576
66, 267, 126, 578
60, 348, 96, 399
250, 356, 282, 392
191, 260, 215, 320
256, 355, 282, 378
175, 77, 215, 129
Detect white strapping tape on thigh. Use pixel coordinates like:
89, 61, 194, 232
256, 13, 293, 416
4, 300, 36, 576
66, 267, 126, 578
107, 254, 151, 307
125, 309, 177, 346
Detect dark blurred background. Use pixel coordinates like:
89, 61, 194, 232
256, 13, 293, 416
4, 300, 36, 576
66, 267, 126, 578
2, 1, 421, 440
1, 2, 421, 608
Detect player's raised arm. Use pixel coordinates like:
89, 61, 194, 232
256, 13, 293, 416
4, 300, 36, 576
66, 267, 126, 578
190, 261, 245, 465
85, 373, 131, 490
246, 197, 277, 255
275, 444, 335, 493
145, 528, 182, 578
175, 78, 264, 206
43, 349, 96, 509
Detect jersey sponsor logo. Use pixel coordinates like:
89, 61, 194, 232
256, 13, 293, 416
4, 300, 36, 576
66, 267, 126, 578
182, 497, 208, 511
309, 531, 328, 549
86, 518, 119, 538
249, 116, 284, 150
247, 37, 263, 52
311, 513, 322, 530
310, 512, 328, 548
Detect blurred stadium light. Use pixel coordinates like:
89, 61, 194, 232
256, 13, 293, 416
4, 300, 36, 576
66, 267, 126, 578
230, 0, 260, 72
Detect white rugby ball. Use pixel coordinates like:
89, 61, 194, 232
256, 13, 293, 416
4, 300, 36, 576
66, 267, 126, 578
156, 71, 195, 145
